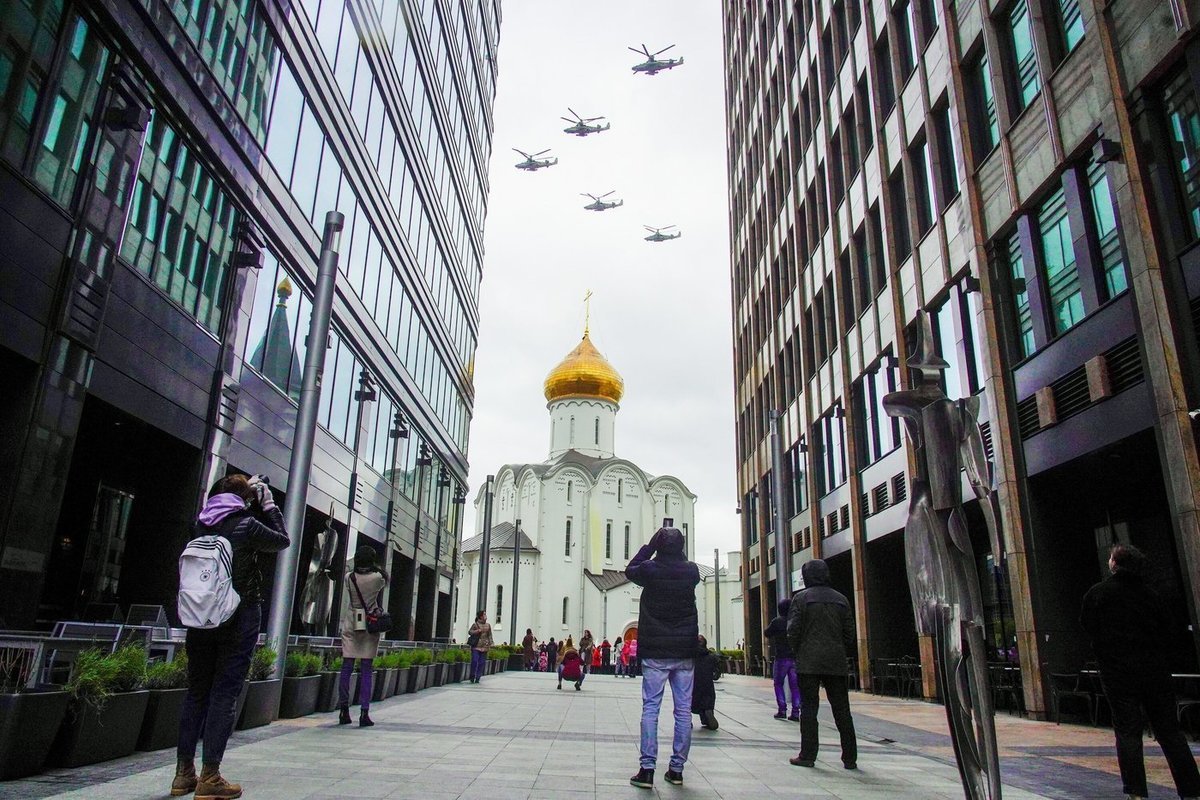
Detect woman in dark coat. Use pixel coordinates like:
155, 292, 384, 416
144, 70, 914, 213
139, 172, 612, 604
692, 635, 720, 730
522, 628, 536, 670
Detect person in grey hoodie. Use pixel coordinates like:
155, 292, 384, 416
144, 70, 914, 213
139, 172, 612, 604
173, 474, 289, 799
786, 559, 857, 770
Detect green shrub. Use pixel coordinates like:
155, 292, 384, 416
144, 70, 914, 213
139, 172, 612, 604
394, 651, 413, 668
248, 646, 277, 681
376, 652, 402, 669
409, 648, 432, 665
284, 652, 321, 677
326, 656, 343, 672
67, 644, 148, 708
486, 648, 507, 661
145, 654, 188, 690
718, 649, 745, 659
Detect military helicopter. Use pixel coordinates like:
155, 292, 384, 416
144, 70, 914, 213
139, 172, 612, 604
629, 44, 684, 76
512, 148, 557, 171
561, 108, 610, 137
582, 191, 624, 211
644, 225, 681, 242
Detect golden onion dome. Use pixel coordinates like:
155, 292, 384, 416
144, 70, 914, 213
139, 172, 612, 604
544, 332, 624, 405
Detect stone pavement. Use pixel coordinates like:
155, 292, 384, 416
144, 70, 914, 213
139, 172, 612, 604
3, 670, 1197, 799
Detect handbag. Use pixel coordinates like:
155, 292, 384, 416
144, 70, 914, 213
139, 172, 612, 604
466, 631, 481, 648
350, 573, 392, 634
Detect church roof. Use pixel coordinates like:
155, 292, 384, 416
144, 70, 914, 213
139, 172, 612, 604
461, 521, 539, 554
498, 449, 657, 485
544, 331, 624, 405
585, 569, 630, 591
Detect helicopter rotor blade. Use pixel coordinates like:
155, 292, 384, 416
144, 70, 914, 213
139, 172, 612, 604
567, 107, 583, 121
512, 148, 530, 158
560, 117, 576, 124
655, 44, 677, 56
581, 193, 597, 200
532, 149, 551, 157
600, 191, 615, 198
662, 225, 678, 230
584, 116, 605, 122
627, 46, 646, 55
643, 225, 658, 232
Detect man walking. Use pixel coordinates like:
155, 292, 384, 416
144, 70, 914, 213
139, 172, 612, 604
1081, 544, 1200, 800
764, 597, 800, 721
625, 526, 700, 789
787, 558, 857, 770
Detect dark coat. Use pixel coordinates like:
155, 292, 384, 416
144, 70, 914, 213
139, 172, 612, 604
692, 644, 720, 712
763, 598, 794, 660
194, 506, 289, 604
787, 559, 855, 675
1081, 569, 1172, 689
626, 528, 701, 660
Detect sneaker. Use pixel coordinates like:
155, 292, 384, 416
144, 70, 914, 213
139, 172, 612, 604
170, 761, 197, 796
774, 710, 788, 720
789, 756, 815, 768
664, 770, 684, 785
630, 768, 654, 788
195, 769, 242, 799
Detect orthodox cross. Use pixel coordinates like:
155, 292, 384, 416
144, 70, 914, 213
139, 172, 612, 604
583, 289, 593, 336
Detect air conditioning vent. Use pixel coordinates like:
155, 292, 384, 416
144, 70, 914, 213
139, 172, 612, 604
1050, 366, 1091, 421
1105, 336, 1144, 393
803, 526, 812, 549
892, 473, 907, 505
1016, 395, 1041, 439
827, 510, 839, 534
979, 420, 994, 462
840, 505, 850, 530
817, 517, 825, 539
872, 482, 889, 512
860, 492, 870, 517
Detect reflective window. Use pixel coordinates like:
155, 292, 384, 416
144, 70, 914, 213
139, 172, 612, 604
1056, 0, 1085, 54
1164, 68, 1200, 240
1038, 187, 1084, 335
1008, 229, 1035, 358
1007, 0, 1041, 113
1087, 160, 1127, 300
244, 251, 312, 401
0, 0, 66, 172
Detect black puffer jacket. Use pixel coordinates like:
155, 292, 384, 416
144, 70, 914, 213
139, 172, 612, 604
692, 643, 720, 712
194, 505, 289, 604
1081, 569, 1171, 689
626, 528, 700, 659
787, 559, 855, 675
763, 598, 795, 659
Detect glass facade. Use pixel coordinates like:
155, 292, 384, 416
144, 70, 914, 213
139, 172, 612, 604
1164, 68, 1200, 240
1087, 160, 1127, 300
1038, 187, 1084, 336
1008, 0, 1041, 113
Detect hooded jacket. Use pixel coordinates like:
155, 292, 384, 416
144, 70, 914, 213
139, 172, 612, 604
1081, 568, 1172, 688
193, 492, 289, 604
763, 598, 795, 660
626, 527, 701, 659
787, 559, 855, 675
691, 641, 720, 712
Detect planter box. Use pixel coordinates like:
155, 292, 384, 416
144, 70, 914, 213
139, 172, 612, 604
387, 667, 403, 698
450, 662, 464, 683
432, 663, 447, 687
316, 671, 359, 711
394, 667, 412, 694
137, 687, 186, 751
0, 690, 70, 779
237, 679, 281, 730
507, 653, 525, 670
372, 668, 397, 702
415, 664, 430, 691
279, 675, 321, 719
51, 690, 149, 768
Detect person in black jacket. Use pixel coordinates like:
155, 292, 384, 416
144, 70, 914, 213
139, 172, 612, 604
626, 526, 700, 789
787, 558, 858, 770
174, 474, 289, 799
764, 597, 801, 720
691, 635, 720, 730
1081, 544, 1200, 800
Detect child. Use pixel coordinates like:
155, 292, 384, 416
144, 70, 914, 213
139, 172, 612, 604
538, 648, 548, 672
614, 636, 625, 677
692, 635, 720, 730
591, 645, 602, 672
559, 646, 584, 690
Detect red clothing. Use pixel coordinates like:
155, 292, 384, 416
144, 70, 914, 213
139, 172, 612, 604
591, 648, 601, 667
561, 651, 583, 681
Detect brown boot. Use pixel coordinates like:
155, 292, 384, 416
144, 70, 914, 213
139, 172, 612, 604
195, 764, 242, 799
170, 759, 197, 796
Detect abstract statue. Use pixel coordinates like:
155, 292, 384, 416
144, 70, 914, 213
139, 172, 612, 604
300, 511, 339, 630
883, 311, 1003, 800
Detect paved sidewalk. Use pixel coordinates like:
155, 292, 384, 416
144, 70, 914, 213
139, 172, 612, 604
2, 670, 1195, 799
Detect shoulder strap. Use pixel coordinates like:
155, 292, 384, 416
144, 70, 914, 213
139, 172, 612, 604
349, 572, 371, 611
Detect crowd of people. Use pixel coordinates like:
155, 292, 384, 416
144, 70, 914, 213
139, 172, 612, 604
516, 628, 643, 677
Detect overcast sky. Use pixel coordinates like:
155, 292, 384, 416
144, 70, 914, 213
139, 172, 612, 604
464, 0, 738, 566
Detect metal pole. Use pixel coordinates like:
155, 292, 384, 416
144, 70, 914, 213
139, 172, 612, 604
405, 442, 431, 639
714, 548, 722, 650
430, 466, 449, 641
267, 211, 343, 679
770, 411, 791, 605
327, 370, 375, 637
475, 475, 495, 616
510, 517, 521, 646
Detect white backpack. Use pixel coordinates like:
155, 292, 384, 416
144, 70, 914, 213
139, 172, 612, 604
177, 535, 240, 629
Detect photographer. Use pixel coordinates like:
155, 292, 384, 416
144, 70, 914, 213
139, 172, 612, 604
625, 525, 700, 789
174, 474, 289, 800
338, 545, 389, 727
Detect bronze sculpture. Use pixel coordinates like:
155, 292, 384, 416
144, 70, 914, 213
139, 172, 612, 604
299, 513, 339, 631
883, 311, 1004, 800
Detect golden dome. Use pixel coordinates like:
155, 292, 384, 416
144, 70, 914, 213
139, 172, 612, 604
544, 332, 624, 405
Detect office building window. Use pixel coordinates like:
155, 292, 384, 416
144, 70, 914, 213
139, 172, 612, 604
1164, 68, 1200, 240
966, 52, 1000, 158
854, 359, 900, 465
1056, 0, 1085, 55
605, 521, 612, 560
1007, 229, 1035, 358
869, 204, 888, 292
564, 519, 572, 557
1007, 0, 1041, 113
594, 417, 600, 444
814, 407, 847, 495
965, 289, 990, 392
910, 135, 936, 233
932, 293, 968, 399
876, 32, 896, 114
933, 104, 960, 203
1038, 187, 1085, 335
245, 253, 311, 401
1087, 160, 1128, 299
495, 585, 503, 624
896, 0, 918, 80
787, 441, 809, 512
889, 168, 912, 257
624, 523, 631, 559
918, 0, 939, 42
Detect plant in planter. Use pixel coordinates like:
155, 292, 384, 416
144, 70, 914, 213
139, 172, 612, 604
137, 653, 189, 751
0, 646, 72, 779
237, 645, 280, 730
317, 655, 357, 712
487, 648, 507, 674
371, 652, 400, 701
392, 650, 414, 694
52, 644, 150, 768
407, 648, 432, 692
279, 652, 322, 719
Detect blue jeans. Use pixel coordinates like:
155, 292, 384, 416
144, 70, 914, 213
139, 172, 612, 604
639, 658, 694, 771
178, 603, 260, 765
470, 649, 486, 681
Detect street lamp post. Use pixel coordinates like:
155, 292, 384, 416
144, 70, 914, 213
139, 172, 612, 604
770, 411, 791, 604
714, 547, 722, 650
266, 211, 343, 678
430, 465, 450, 641
509, 517, 521, 646
405, 442, 432, 639
475, 475, 495, 617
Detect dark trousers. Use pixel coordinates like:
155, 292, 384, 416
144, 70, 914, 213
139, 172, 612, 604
798, 673, 857, 766
470, 648, 486, 681
773, 657, 801, 714
338, 658, 373, 709
1105, 678, 1200, 797
177, 603, 260, 765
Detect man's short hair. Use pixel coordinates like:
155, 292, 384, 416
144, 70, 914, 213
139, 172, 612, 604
1110, 543, 1146, 575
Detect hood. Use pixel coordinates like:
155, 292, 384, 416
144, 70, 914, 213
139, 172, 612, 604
655, 527, 686, 560
198, 493, 247, 526
777, 597, 792, 615
801, 559, 831, 587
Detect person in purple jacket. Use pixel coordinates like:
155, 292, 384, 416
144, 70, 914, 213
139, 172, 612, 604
625, 526, 700, 790
172, 474, 289, 800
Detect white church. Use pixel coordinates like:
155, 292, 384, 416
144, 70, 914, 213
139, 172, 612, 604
455, 327, 744, 649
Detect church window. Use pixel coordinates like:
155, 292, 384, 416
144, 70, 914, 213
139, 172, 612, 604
570, 416, 575, 444
565, 519, 572, 557
605, 521, 613, 559
562, 596, 569, 625
594, 418, 600, 444
567, 481, 573, 502
617, 478, 624, 504
495, 585, 503, 624
624, 523, 631, 559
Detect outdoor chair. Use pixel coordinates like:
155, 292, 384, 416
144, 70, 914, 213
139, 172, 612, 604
846, 657, 860, 691
1175, 674, 1200, 740
989, 664, 1025, 717
1049, 672, 1096, 725
871, 657, 901, 695
899, 659, 923, 699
